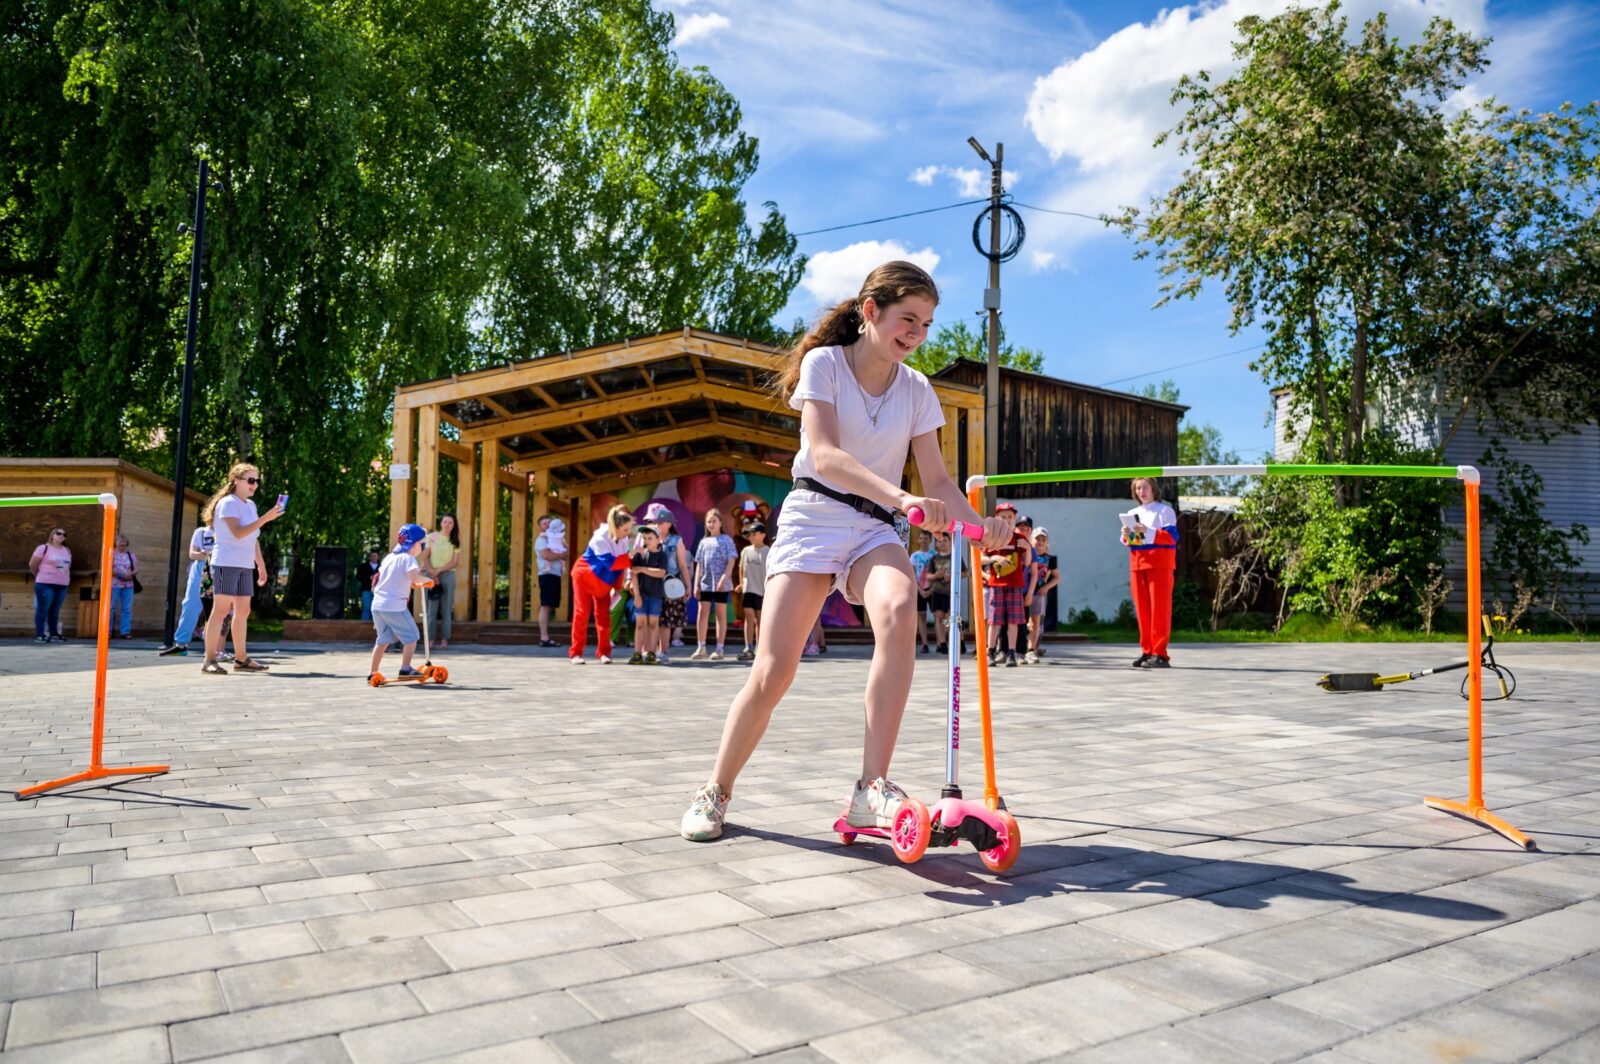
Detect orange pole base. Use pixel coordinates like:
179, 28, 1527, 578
1423, 796, 1536, 851
16, 764, 170, 801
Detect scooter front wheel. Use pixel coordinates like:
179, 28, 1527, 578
429, 666, 448, 684
369, 673, 385, 687
978, 811, 1021, 874
891, 799, 931, 864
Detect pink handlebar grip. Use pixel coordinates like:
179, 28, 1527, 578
906, 506, 986, 539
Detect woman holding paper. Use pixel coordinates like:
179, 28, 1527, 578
1121, 477, 1179, 668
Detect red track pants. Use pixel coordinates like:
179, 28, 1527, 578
1130, 566, 1174, 658
570, 564, 618, 659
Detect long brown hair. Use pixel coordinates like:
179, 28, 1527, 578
773, 260, 938, 403
202, 463, 258, 526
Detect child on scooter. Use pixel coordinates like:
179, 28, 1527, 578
369, 523, 432, 682
679, 260, 1009, 842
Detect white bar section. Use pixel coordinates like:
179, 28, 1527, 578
1161, 465, 1268, 478
965, 475, 988, 492
98, 492, 118, 508
1457, 465, 1481, 484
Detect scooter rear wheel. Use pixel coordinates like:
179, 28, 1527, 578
430, 666, 448, 684
838, 831, 858, 846
369, 673, 385, 687
891, 799, 931, 864
978, 811, 1021, 874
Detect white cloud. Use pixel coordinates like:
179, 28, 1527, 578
672, 11, 730, 46
907, 164, 1020, 197
800, 240, 942, 306
1018, 0, 1518, 265
1029, 250, 1058, 271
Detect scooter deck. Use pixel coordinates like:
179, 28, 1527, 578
369, 665, 448, 687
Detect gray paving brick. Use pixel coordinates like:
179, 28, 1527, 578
1176, 997, 1361, 1062
569, 960, 758, 1020
168, 984, 423, 1062
688, 976, 903, 1055
98, 922, 320, 987
6, 971, 225, 1049
218, 936, 450, 1010
601, 925, 773, 975
545, 1008, 746, 1064
407, 947, 627, 1013
0, 953, 97, 1002
451, 879, 636, 926
425, 911, 634, 969
206, 892, 369, 933
185, 1035, 351, 1064
945, 922, 1154, 984
1275, 958, 1482, 1031
338, 991, 594, 1064
0, 1026, 171, 1064
302, 900, 474, 950
0, 913, 211, 965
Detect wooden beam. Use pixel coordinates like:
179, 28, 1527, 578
388, 400, 413, 544
567, 451, 792, 497
454, 458, 474, 620
966, 406, 986, 488
416, 405, 440, 535
459, 381, 779, 444
479, 394, 514, 419
505, 420, 796, 476
531, 467, 564, 619
530, 384, 560, 409
439, 437, 471, 465
477, 441, 497, 621
508, 485, 527, 622
497, 468, 523, 492
932, 383, 985, 410
583, 374, 607, 398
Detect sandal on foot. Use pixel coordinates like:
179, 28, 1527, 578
201, 661, 228, 675
233, 658, 268, 672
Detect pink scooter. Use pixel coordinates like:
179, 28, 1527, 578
830, 506, 1021, 872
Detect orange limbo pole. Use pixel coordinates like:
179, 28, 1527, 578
1423, 478, 1534, 850
16, 494, 169, 800
968, 486, 1000, 810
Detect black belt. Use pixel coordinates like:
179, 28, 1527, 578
793, 477, 899, 527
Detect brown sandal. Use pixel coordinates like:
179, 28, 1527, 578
201, 661, 228, 675
233, 658, 268, 672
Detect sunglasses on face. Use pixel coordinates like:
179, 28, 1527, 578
242, 477, 260, 485
52, 531, 66, 537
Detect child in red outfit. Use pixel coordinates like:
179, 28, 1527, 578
1122, 477, 1179, 668
570, 505, 634, 664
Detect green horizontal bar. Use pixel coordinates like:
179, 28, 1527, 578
986, 463, 1457, 487
0, 495, 107, 508
988, 466, 1163, 487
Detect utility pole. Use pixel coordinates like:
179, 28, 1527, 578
968, 138, 1005, 509
159, 158, 211, 651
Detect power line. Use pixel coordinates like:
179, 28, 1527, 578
793, 198, 988, 237
1098, 342, 1267, 387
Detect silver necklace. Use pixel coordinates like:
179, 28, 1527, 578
846, 345, 897, 426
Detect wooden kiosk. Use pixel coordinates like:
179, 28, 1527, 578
385, 328, 986, 626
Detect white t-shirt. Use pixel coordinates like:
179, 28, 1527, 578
212, 495, 259, 569
371, 550, 420, 612
189, 526, 215, 562
536, 520, 567, 578
789, 345, 944, 489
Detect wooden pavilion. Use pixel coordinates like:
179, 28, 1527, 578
387, 328, 987, 623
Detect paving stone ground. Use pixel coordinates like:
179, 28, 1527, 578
1, 636, 1597, 1063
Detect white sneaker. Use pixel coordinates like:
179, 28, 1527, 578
569, 656, 585, 665
680, 783, 730, 841
709, 649, 724, 661
657, 652, 671, 664
1024, 650, 1039, 664
597, 654, 612, 664
845, 777, 911, 829
689, 646, 709, 660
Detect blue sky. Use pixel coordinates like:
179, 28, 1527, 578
656, 0, 1599, 460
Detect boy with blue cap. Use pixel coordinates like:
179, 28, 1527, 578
370, 523, 433, 682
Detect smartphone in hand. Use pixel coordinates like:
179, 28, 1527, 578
276, 494, 289, 512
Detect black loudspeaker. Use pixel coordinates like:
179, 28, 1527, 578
312, 546, 348, 620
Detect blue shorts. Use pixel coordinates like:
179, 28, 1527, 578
636, 596, 663, 618
373, 609, 420, 646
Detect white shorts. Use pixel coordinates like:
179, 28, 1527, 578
767, 489, 906, 604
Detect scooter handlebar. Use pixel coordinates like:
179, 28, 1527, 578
906, 506, 987, 540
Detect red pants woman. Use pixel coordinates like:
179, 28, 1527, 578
1130, 566, 1174, 660
570, 561, 620, 661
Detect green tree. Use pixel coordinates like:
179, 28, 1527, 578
0, 0, 803, 597
905, 319, 1043, 376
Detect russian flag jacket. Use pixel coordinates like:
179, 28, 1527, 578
573, 527, 633, 588
1126, 501, 1179, 572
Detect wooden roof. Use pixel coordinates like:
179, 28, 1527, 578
395, 328, 984, 496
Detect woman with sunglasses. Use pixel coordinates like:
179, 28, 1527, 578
199, 463, 283, 674
29, 526, 73, 642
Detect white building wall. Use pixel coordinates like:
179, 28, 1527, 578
1002, 497, 1134, 619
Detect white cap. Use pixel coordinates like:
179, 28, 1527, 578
1032, 527, 1049, 538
